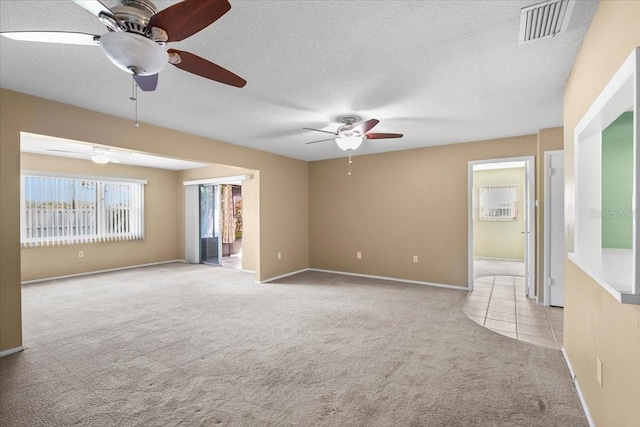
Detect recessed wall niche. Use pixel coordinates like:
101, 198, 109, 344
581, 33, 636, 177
570, 47, 639, 304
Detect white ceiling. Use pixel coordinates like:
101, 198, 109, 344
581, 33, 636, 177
0, 0, 599, 162
21, 132, 209, 170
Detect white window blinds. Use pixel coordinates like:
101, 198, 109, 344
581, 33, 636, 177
478, 185, 518, 221
21, 174, 145, 247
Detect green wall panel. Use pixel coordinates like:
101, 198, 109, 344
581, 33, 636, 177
601, 112, 633, 249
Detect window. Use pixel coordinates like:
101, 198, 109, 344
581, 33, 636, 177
21, 174, 145, 247
478, 185, 518, 221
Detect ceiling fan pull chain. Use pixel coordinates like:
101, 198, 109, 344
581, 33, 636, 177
130, 75, 139, 128
348, 153, 352, 176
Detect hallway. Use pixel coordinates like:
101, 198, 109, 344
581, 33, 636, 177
463, 275, 564, 350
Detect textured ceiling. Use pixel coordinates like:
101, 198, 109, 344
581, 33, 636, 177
0, 0, 599, 162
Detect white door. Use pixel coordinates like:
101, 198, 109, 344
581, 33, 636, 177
546, 151, 565, 307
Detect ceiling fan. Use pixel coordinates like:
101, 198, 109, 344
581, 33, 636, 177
46, 147, 129, 164
304, 117, 403, 151
0, 0, 246, 91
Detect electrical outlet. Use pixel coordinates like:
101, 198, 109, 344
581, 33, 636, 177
413, 255, 418, 263
597, 358, 603, 387
78, 251, 83, 258
356, 252, 362, 259
277, 252, 282, 259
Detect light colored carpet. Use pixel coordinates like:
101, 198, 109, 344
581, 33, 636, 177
0, 263, 586, 426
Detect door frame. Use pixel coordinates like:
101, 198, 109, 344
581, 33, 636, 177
468, 156, 536, 296
183, 174, 251, 267
543, 150, 564, 306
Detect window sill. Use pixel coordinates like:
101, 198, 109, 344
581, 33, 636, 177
568, 251, 640, 305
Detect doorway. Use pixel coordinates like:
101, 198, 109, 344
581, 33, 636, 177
468, 157, 536, 298
220, 184, 243, 269
198, 183, 243, 269
185, 174, 251, 271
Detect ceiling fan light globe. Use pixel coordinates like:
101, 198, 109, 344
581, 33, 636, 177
335, 135, 363, 151
100, 31, 167, 75
91, 154, 110, 164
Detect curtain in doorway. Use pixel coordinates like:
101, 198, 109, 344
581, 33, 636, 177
184, 185, 200, 263
221, 185, 235, 244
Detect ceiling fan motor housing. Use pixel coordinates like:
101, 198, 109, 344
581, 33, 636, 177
110, 0, 157, 35
337, 117, 361, 137
99, 0, 170, 76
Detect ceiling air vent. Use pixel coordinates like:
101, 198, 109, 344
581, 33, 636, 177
519, 0, 575, 44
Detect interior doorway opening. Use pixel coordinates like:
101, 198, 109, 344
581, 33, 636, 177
199, 183, 243, 270
468, 157, 535, 298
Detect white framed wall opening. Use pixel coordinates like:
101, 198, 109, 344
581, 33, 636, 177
570, 47, 639, 304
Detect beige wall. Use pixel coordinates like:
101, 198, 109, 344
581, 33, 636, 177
177, 164, 259, 272
563, 1, 640, 426
0, 89, 309, 352
309, 135, 537, 287
20, 153, 180, 282
535, 127, 564, 302
473, 168, 525, 260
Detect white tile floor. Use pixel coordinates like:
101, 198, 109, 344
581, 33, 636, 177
463, 275, 564, 350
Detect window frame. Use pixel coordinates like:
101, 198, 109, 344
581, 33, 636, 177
20, 171, 146, 247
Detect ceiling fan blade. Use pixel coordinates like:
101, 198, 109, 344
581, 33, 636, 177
108, 157, 121, 164
353, 119, 380, 135
134, 74, 159, 91
72, 0, 114, 19
46, 149, 88, 154
149, 0, 231, 42
168, 49, 246, 88
0, 31, 100, 46
302, 127, 338, 136
305, 138, 336, 145
365, 133, 404, 140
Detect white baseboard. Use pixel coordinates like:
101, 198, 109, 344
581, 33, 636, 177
258, 268, 310, 283
0, 346, 24, 358
308, 268, 470, 291
473, 256, 525, 262
22, 260, 183, 284
562, 347, 595, 427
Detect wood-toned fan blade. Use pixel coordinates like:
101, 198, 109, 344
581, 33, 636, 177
168, 49, 246, 88
302, 127, 338, 136
365, 132, 403, 140
0, 31, 100, 46
73, 0, 113, 19
353, 119, 380, 135
305, 138, 336, 145
134, 74, 159, 91
149, 0, 231, 42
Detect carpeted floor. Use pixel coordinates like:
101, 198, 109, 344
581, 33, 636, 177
0, 263, 586, 426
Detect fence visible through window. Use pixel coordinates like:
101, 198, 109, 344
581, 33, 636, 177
21, 174, 145, 247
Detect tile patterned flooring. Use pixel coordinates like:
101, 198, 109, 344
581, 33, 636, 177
463, 275, 564, 350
